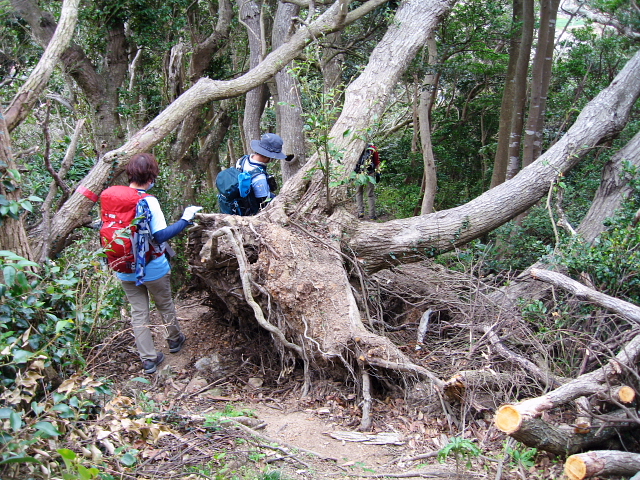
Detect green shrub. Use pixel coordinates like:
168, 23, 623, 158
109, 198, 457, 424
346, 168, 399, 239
0, 247, 121, 477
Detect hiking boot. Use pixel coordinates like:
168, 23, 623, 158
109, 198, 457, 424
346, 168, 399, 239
358, 213, 364, 219
168, 332, 186, 353
142, 352, 165, 374
370, 215, 378, 220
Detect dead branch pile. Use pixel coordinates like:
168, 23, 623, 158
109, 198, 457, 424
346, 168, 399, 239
493, 269, 640, 479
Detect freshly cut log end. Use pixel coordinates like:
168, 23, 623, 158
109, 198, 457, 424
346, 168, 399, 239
565, 451, 640, 480
565, 455, 588, 480
617, 385, 635, 404
495, 405, 522, 434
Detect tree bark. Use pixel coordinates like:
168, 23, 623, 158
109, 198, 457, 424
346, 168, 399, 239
418, 35, 438, 214
531, 268, 640, 324
273, 1, 306, 183
168, 0, 233, 196
565, 450, 640, 480
0, 114, 33, 260
521, 0, 560, 169
278, 0, 456, 216
577, 130, 640, 243
494, 328, 640, 433
10, 0, 128, 154
497, 412, 638, 456
238, 0, 269, 148
492, 0, 534, 185
504, 0, 534, 181
1, 0, 79, 260
490, 0, 523, 187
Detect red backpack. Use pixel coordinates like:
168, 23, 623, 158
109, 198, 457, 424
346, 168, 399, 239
99, 186, 164, 273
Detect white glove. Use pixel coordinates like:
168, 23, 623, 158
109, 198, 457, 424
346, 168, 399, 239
182, 206, 203, 222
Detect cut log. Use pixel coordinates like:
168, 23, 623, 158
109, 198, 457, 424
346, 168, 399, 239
495, 410, 638, 455
609, 385, 636, 404
494, 327, 640, 433
565, 450, 640, 480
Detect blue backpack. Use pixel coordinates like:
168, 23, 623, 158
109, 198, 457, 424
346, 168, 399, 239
216, 156, 259, 215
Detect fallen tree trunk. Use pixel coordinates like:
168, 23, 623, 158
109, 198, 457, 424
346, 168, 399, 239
494, 347, 640, 432
530, 268, 640, 325
494, 326, 640, 432
496, 409, 638, 456
565, 450, 640, 480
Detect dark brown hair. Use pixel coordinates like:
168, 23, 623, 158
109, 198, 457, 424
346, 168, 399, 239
126, 153, 159, 185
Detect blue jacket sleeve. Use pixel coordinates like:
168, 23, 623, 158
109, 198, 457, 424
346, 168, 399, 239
153, 219, 189, 244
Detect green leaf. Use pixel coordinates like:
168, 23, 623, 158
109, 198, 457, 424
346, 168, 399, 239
55, 319, 74, 334
52, 403, 73, 414
119, 452, 137, 466
7, 168, 21, 182
58, 448, 77, 461
3, 265, 16, 287
12, 348, 34, 364
27, 195, 44, 202
34, 421, 61, 437
131, 377, 151, 384
0, 456, 41, 465
16, 271, 30, 290
0, 251, 26, 260
0, 407, 14, 419
343, 128, 351, 137
31, 401, 45, 415
20, 200, 33, 213
78, 464, 99, 480
9, 411, 22, 432
17, 259, 39, 268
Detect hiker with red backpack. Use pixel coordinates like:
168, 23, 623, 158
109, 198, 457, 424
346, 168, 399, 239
99, 153, 202, 374
354, 143, 381, 220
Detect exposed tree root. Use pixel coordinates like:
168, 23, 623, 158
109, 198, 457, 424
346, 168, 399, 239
191, 215, 444, 402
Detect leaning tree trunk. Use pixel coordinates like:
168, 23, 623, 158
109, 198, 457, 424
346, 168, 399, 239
577, 130, 640, 243
1, 0, 79, 261
277, 0, 456, 217
343, 50, 640, 274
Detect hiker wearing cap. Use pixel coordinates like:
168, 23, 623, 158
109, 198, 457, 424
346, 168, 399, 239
235, 133, 286, 214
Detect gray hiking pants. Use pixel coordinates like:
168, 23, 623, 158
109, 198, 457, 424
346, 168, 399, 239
120, 274, 182, 361
356, 182, 376, 218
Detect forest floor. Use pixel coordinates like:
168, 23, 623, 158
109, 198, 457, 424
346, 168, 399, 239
87, 292, 567, 480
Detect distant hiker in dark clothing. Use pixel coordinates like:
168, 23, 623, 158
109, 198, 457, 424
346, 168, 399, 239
217, 133, 286, 215
354, 144, 381, 220
99, 153, 201, 374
